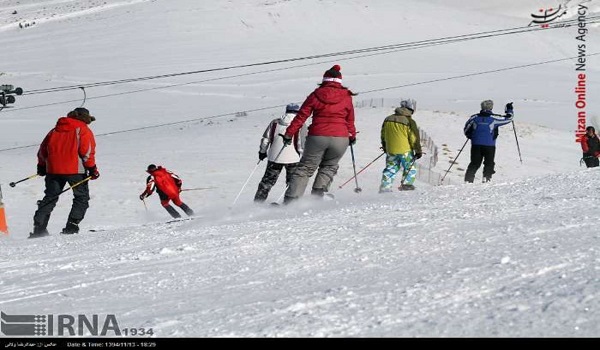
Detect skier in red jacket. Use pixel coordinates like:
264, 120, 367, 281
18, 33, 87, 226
579, 126, 600, 168
31, 107, 99, 238
139, 164, 194, 218
281, 64, 357, 203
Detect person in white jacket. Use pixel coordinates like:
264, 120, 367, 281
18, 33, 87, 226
254, 104, 307, 202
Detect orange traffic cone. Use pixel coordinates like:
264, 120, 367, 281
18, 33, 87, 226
0, 185, 7, 234
0, 205, 7, 235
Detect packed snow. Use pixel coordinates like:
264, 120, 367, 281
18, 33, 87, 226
0, 0, 598, 338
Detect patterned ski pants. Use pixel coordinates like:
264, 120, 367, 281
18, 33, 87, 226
380, 152, 417, 191
254, 161, 298, 202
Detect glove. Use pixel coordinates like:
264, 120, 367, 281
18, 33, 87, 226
415, 152, 423, 160
280, 134, 293, 146
139, 193, 147, 201
505, 102, 514, 116
85, 165, 100, 180
258, 152, 267, 161
349, 137, 356, 146
380, 144, 386, 153
37, 164, 47, 177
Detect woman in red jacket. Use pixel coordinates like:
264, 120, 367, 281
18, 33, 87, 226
282, 65, 356, 203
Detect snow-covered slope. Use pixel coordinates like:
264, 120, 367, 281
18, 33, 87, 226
0, 0, 598, 338
1, 160, 599, 337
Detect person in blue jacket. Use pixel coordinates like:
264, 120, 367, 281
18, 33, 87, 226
463, 100, 514, 183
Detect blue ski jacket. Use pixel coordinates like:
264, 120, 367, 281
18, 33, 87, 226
464, 110, 514, 146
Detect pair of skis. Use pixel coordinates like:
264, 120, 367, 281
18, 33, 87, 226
88, 216, 198, 233
270, 193, 335, 206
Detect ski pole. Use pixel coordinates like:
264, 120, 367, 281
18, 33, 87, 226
181, 187, 217, 192
272, 162, 301, 205
274, 185, 289, 204
339, 152, 385, 189
59, 176, 92, 195
37, 176, 92, 210
349, 144, 362, 193
142, 198, 148, 211
512, 121, 523, 164
272, 139, 289, 163
492, 112, 522, 164
231, 160, 262, 208
440, 139, 469, 184
9, 174, 39, 187
398, 157, 418, 190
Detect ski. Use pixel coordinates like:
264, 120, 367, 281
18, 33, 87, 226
164, 216, 197, 224
89, 216, 198, 232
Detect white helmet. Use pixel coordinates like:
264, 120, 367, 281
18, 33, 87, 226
400, 98, 417, 112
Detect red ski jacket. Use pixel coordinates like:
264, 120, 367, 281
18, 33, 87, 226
142, 167, 182, 200
580, 134, 600, 157
285, 82, 356, 138
37, 117, 97, 175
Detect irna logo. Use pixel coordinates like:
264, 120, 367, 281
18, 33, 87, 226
1, 311, 122, 336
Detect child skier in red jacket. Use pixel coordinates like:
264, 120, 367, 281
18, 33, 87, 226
139, 164, 194, 218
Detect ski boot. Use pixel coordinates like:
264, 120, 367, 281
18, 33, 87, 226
399, 184, 416, 191
29, 226, 49, 239
61, 220, 80, 234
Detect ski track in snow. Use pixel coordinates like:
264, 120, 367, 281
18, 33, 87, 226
0, 0, 152, 32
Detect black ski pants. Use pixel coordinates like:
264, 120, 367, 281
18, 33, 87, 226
464, 145, 496, 183
583, 155, 599, 168
254, 161, 298, 202
33, 174, 90, 229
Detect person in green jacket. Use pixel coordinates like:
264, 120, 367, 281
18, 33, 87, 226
380, 99, 422, 192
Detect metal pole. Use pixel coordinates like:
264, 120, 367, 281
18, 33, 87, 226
349, 144, 362, 193
9, 174, 39, 187
37, 176, 92, 210
398, 157, 418, 190
512, 121, 523, 164
338, 152, 385, 189
181, 187, 217, 192
440, 139, 469, 184
272, 143, 288, 163
231, 160, 262, 208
